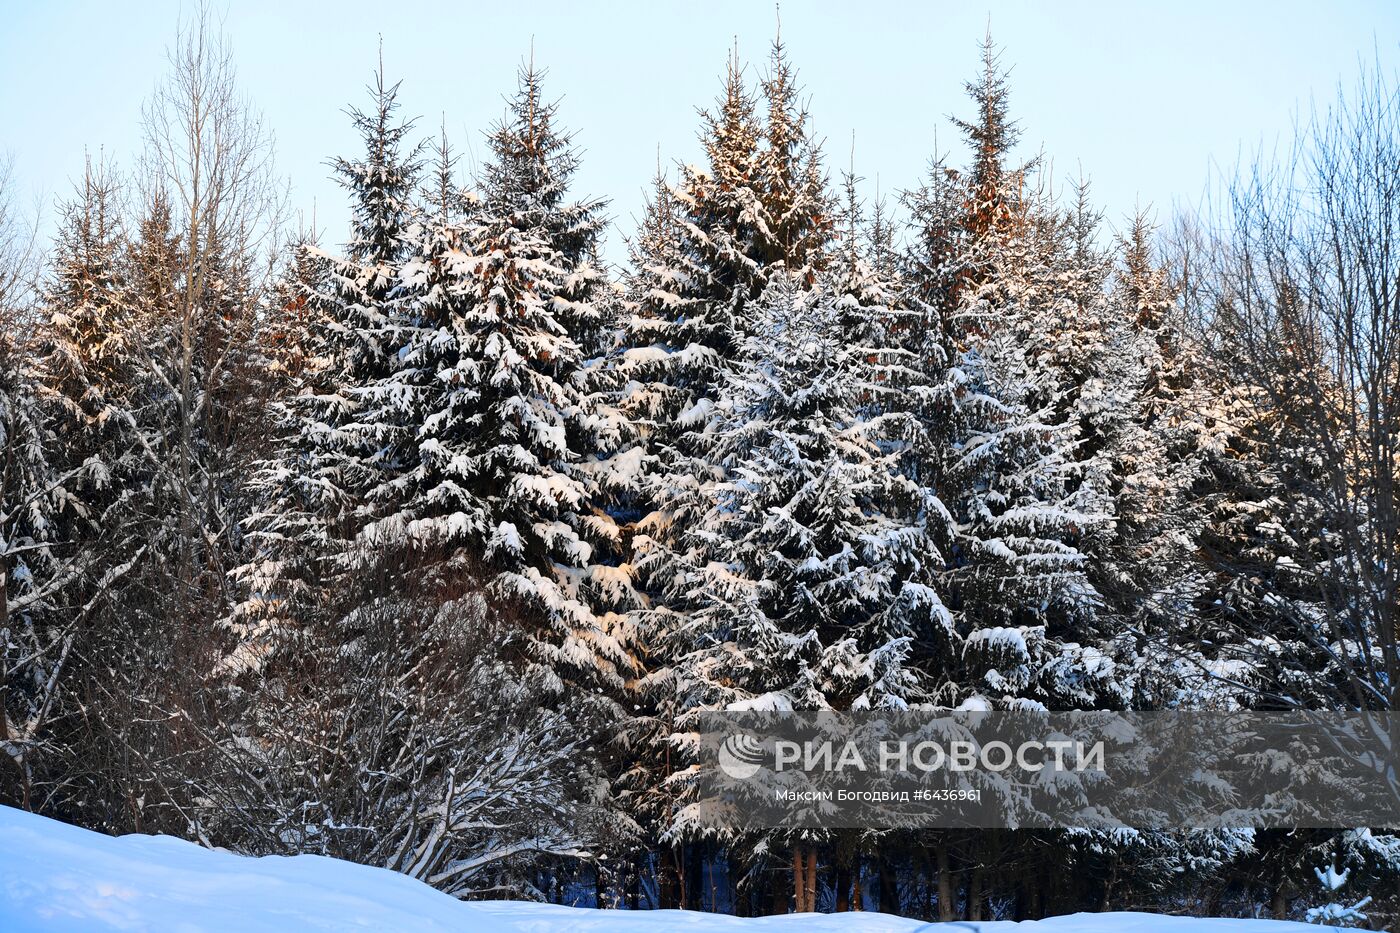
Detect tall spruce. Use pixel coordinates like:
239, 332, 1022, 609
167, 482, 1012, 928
231, 63, 423, 674
902, 37, 1120, 708
367, 62, 634, 689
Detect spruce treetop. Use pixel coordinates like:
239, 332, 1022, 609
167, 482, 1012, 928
700, 46, 763, 202
481, 61, 606, 264
333, 59, 424, 271
757, 32, 833, 279
951, 32, 1039, 250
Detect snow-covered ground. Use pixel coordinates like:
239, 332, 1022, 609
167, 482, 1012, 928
0, 805, 1326, 932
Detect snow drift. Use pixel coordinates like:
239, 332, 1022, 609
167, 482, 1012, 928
0, 805, 1329, 932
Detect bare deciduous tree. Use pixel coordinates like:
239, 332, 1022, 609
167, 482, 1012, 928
137, 2, 285, 595
1188, 61, 1400, 713
74, 5, 288, 835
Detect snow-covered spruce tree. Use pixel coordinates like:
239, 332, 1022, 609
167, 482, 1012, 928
257, 225, 327, 395
834, 167, 974, 713
892, 41, 1147, 920
900, 37, 1123, 711
614, 168, 713, 441
754, 32, 834, 282
945, 220, 1119, 708
0, 324, 72, 812
873, 218, 988, 922
896, 50, 1026, 692
1099, 214, 1223, 707
602, 166, 704, 904
612, 161, 833, 904
221, 230, 326, 674
353, 63, 640, 892
229, 63, 423, 677
621, 38, 838, 674
672, 271, 946, 714
33, 156, 149, 602
669, 46, 766, 320
827, 165, 963, 692
34, 189, 196, 836
365, 62, 635, 690
830, 168, 903, 392
1184, 296, 1339, 709
22, 160, 154, 816
998, 193, 1232, 710
664, 271, 952, 907
608, 53, 769, 577
240, 220, 335, 463
610, 39, 841, 908
991, 185, 1167, 702
37, 157, 139, 519
617, 36, 834, 479
558, 60, 776, 883
223, 63, 630, 894
948, 33, 1029, 307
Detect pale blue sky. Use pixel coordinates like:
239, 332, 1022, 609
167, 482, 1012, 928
2, 1, 1397, 265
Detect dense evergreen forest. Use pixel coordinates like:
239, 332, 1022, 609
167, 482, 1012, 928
1, 11, 1398, 926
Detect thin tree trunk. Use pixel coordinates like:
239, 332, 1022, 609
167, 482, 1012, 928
793, 846, 806, 913
923, 855, 935, 921
685, 844, 703, 911
965, 840, 984, 923
878, 851, 898, 915
937, 843, 955, 921
803, 848, 818, 913
836, 858, 851, 912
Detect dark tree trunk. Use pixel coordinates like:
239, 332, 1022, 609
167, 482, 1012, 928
878, 851, 899, 915
937, 842, 955, 921
659, 846, 681, 909
792, 846, 805, 913
684, 844, 704, 911
965, 838, 984, 923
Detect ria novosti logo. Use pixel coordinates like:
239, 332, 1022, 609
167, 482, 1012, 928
717, 733, 767, 779
715, 733, 1106, 780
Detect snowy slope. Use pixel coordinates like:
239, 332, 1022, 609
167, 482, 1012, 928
0, 805, 1326, 932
